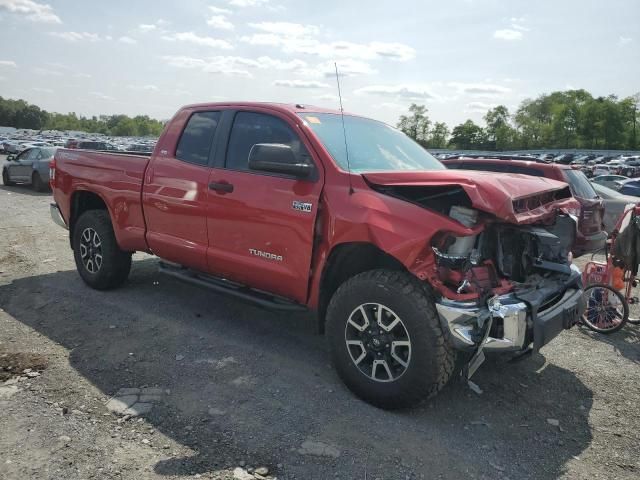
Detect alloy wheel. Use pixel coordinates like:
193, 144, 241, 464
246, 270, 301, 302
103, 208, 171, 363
344, 303, 412, 382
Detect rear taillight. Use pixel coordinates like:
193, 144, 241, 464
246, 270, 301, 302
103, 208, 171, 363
49, 159, 56, 187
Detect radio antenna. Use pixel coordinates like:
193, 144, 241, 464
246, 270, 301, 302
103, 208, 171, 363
334, 62, 353, 194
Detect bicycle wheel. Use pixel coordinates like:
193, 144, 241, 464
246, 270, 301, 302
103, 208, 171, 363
623, 272, 640, 324
581, 284, 629, 334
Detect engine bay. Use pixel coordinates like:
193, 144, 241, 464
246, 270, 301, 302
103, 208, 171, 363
432, 207, 577, 300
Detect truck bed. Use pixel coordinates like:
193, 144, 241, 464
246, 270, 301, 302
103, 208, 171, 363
53, 149, 151, 252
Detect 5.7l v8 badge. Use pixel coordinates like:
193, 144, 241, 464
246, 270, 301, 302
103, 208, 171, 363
292, 200, 313, 213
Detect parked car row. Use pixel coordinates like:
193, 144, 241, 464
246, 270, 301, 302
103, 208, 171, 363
1, 131, 156, 156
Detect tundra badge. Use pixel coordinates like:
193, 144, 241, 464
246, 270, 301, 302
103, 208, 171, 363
249, 249, 283, 262
292, 200, 313, 213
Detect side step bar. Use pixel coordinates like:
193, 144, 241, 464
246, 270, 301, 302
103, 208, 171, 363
158, 262, 307, 312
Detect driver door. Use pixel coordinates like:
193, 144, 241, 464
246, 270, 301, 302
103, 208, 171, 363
9, 148, 35, 181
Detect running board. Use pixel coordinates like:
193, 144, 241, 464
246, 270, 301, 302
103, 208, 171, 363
158, 262, 307, 312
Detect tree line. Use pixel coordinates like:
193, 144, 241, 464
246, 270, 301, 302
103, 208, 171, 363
0, 96, 165, 137
397, 90, 640, 151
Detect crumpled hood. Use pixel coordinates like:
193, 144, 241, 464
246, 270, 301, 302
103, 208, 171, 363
362, 170, 574, 224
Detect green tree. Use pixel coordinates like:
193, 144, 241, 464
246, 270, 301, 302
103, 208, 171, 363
397, 104, 431, 145
449, 120, 486, 149
426, 122, 449, 148
484, 105, 515, 150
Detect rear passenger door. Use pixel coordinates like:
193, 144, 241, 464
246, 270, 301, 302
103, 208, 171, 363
143, 110, 221, 270
204, 109, 324, 304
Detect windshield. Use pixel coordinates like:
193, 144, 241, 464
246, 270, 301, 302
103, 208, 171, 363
563, 170, 598, 199
298, 113, 444, 173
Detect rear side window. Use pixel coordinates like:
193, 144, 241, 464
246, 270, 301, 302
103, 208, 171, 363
225, 112, 307, 171
564, 170, 598, 199
176, 111, 221, 165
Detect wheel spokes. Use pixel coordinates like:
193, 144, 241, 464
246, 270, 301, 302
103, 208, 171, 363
346, 340, 367, 365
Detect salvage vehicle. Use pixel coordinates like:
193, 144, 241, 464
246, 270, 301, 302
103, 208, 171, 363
442, 156, 606, 256
50, 103, 585, 408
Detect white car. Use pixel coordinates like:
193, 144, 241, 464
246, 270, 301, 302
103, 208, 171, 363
591, 174, 629, 190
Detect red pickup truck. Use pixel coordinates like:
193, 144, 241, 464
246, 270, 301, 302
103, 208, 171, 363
50, 102, 585, 408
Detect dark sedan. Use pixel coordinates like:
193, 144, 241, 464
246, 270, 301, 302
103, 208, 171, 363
618, 179, 640, 197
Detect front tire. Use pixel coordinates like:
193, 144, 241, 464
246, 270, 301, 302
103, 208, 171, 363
72, 210, 132, 290
326, 270, 455, 409
2, 168, 14, 186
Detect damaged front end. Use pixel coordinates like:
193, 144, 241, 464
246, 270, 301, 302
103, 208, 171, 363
432, 211, 584, 365
366, 174, 586, 374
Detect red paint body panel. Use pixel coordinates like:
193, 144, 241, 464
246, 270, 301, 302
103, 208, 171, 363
51, 102, 581, 309
53, 149, 150, 252
362, 170, 572, 225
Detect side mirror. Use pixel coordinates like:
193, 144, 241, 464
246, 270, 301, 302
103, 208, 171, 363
248, 143, 313, 178
6, 154, 15, 161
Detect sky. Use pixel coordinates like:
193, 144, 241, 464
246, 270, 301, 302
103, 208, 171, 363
0, 0, 638, 127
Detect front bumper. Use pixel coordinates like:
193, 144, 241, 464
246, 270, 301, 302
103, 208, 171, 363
50, 203, 68, 230
436, 269, 585, 353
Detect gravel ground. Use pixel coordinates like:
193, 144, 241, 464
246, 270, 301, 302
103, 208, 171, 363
0, 153, 639, 480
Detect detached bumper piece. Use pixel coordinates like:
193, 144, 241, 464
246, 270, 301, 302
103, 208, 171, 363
436, 269, 584, 354
50, 203, 68, 230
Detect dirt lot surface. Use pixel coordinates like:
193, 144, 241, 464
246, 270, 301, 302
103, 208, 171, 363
1, 154, 639, 479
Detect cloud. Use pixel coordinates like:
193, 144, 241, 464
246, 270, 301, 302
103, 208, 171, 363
128, 84, 160, 91
618, 36, 632, 46
50, 31, 100, 42
74, 73, 92, 78
162, 54, 307, 77
355, 84, 437, 100
139, 23, 157, 32
466, 101, 497, 112
0, 60, 17, 67
273, 79, 329, 88
449, 82, 511, 96
162, 32, 233, 49
207, 15, 234, 30
0, 0, 61, 24
493, 29, 523, 41
316, 59, 376, 77
118, 36, 137, 44
242, 27, 415, 61
209, 6, 232, 14
248, 21, 319, 37
89, 92, 114, 100
32, 66, 63, 76
138, 19, 169, 33
228, 0, 269, 6
32, 87, 53, 93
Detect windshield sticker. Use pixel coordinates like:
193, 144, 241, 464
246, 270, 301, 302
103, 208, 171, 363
305, 116, 322, 124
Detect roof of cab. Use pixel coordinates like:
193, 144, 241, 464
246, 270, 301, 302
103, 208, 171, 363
180, 101, 347, 116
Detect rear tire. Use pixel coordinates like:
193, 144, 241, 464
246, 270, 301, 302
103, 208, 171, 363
72, 210, 132, 290
2, 168, 14, 186
326, 269, 455, 409
32, 172, 47, 192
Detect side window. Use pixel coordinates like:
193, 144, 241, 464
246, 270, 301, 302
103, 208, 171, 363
17, 149, 32, 161
175, 111, 221, 166
225, 112, 308, 171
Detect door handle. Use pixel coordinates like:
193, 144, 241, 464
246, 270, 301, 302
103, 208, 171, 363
209, 182, 234, 193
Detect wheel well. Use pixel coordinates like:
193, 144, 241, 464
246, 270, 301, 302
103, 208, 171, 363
69, 191, 109, 246
317, 243, 407, 333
